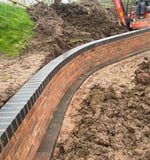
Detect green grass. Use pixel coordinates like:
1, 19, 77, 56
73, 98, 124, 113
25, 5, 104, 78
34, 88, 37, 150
99, 0, 114, 8
99, 0, 136, 8
0, 2, 34, 57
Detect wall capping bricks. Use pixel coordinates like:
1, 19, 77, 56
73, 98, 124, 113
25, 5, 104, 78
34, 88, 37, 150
0, 27, 150, 159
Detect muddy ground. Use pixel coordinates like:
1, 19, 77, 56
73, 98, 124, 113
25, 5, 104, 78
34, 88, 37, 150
0, 0, 127, 108
51, 54, 150, 160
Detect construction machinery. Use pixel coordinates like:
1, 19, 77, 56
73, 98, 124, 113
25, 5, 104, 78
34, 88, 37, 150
113, 0, 150, 30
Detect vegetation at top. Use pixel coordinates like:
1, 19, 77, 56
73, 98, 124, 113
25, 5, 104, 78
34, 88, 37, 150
0, 2, 34, 57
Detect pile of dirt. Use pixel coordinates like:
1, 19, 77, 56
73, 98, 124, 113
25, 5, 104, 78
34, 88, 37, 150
135, 57, 150, 85
106, 7, 120, 22
27, 0, 127, 63
27, 2, 65, 61
52, 0, 122, 39
52, 57, 150, 160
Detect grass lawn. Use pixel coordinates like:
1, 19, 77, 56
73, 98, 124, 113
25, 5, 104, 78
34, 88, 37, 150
0, 2, 34, 57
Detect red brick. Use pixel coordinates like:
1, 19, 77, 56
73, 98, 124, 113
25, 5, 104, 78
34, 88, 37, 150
1, 136, 16, 158
2, 154, 11, 160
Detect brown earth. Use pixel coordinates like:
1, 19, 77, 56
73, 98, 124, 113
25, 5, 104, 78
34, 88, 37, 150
0, 0, 127, 108
27, 0, 126, 63
51, 54, 150, 160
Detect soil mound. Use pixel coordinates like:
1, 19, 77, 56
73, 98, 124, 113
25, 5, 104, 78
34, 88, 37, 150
135, 57, 150, 85
27, 1, 127, 63
52, 57, 150, 160
27, 2, 65, 61
52, 0, 121, 38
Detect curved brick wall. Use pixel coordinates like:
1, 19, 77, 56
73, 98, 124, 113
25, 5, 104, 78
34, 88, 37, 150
0, 28, 150, 160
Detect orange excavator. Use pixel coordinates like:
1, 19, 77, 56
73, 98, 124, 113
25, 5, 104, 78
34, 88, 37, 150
113, 0, 150, 30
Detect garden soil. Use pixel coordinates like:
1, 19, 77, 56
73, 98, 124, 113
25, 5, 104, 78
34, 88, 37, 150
52, 53, 150, 160
0, 0, 127, 107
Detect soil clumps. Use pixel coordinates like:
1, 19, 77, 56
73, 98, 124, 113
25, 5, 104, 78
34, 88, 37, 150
52, 57, 150, 160
27, 0, 126, 63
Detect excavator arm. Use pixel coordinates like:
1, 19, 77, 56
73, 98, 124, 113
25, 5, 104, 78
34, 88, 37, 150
113, 0, 127, 26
